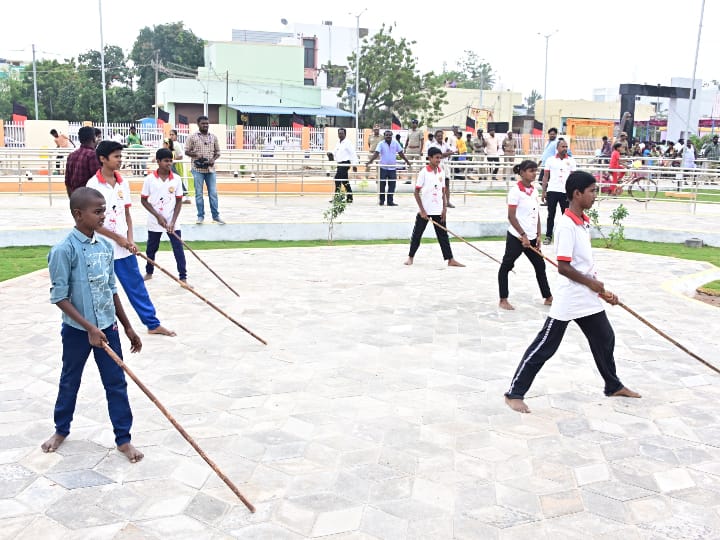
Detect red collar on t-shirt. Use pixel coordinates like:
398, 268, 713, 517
425, 164, 441, 173
517, 181, 534, 196
554, 153, 569, 160
564, 209, 589, 225
95, 170, 124, 184
153, 170, 175, 180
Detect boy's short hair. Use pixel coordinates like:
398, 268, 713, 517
565, 170, 596, 200
156, 148, 173, 160
427, 147, 442, 158
50, 129, 59, 137
613, 142, 623, 150
548, 127, 558, 134
197, 115, 209, 123
96, 140, 124, 159
70, 186, 105, 211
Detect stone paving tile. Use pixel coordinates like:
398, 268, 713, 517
1, 242, 719, 538
45, 468, 114, 490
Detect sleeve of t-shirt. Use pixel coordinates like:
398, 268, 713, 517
507, 186, 520, 207
415, 168, 426, 189
140, 176, 152, 198
174, 177, 183, 198
569, 158, 578, 172
544, 157, 552, 173
555, 222, 574, 262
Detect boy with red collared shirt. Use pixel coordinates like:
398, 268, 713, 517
505, 171, 640, 414
87, 141, 176, 336
141, 148, 187, 283
404, 147, 464, 267
498, 160, 552, 310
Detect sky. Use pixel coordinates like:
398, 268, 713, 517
3, 0, 718, 102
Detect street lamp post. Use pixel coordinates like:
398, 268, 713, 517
98, 0, 108, 127
352, 9, 367, 138
538, 30, 558, 132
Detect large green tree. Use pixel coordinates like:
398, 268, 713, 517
130, 22, 205, 116
78, 45, 132, 89
342, 25, 447, 128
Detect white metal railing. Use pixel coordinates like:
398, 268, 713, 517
2, 148, 718, 207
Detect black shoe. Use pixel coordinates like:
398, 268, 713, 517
388, 202, 398, 206
347, 199, 353, 203
379, 202, 385, 206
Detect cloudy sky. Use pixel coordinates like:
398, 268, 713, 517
3, 0, 718, 102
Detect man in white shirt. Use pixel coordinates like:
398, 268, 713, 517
542, 139, 577, 245
328, 128, 358, 203
484, 128, 500, 180
404, 147, 464, 267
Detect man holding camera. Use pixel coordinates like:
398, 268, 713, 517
185, 116, 224, 224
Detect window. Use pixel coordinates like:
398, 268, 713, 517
303, 38, 315, 69
304, 78, 314, 86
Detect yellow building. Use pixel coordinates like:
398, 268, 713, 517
534, 99, 655, 132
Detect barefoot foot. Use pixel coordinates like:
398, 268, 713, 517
404, 257, 413, 266
148, 325, 176, 337
117, 442, 144, 463
448, 259, 465, 267
143, 273, 152, 281
544, 296, 553, 305
41, 433, 66, 453
611, 387, 641, 398
505, 396, 531, 413
499, 299, 515, 310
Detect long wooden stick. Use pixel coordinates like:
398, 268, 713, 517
136, 252, 267, 345
426, 217, 510, 270
170, 231, 240, 297
528, 245, 718, 374
101, 343, 256, 513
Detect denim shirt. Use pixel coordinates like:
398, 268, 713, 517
48, 228, 117, 331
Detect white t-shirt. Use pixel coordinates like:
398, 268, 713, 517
549, 210, 604, 321
544, 154, 577, 193
140, 171, 184, 233
484, 135, 500, 156
415, 165, 445, 215
85, 171, 132, 260
507, 181, 540, 241
427, 141, 452, 164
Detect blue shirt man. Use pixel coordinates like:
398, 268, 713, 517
367, 129, 411, 206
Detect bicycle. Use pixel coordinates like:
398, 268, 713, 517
593, 159, 658, 202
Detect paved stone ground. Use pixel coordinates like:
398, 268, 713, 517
1, 239, 719, 539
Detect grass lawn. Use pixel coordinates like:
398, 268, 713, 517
1, 237, 718, 282
698, 280, 720, 294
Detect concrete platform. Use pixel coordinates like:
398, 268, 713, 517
1, 240, 720, 539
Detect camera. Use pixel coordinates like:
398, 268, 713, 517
193, 158, 210, 169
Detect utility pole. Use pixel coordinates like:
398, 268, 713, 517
352, 9, 367, 138
32, 44, 38, 119
685, 0, 705, 140
98, 0, 108, 127
154, 50, 159, 120
538, 30, 558, 132
225, 70, 229, 127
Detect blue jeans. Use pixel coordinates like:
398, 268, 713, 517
145, 230, 187, 280
192, 170, 220, 220
53, 323, 133, 446
114, 255, 161, 330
